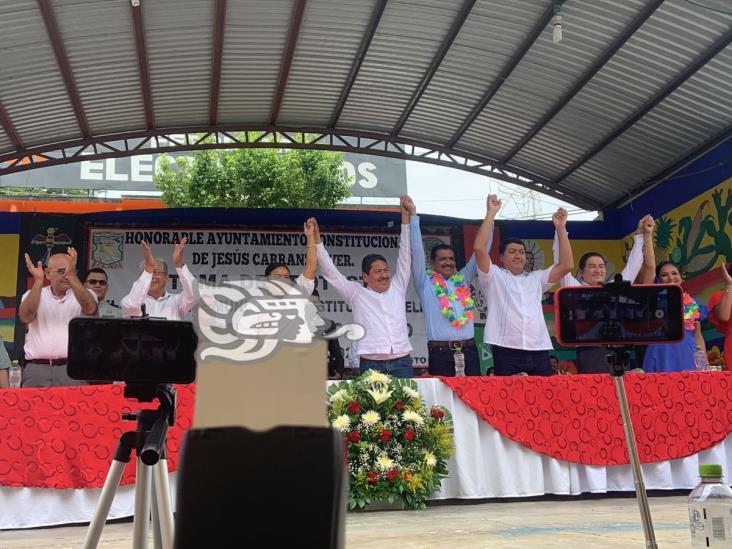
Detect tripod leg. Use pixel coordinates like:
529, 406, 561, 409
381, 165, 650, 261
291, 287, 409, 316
153, 460, 175, 549
151, 481, 163, 549
83, 460, 128, 549
133, 456, 153, 549
614, 375, 658, 549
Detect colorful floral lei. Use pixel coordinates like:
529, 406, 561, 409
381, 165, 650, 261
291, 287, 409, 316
428, 269, 475, 328
683, 292, 700, 332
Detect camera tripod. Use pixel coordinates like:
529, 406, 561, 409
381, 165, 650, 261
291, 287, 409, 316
83, 384, 177, 549
606, 347, 657, 549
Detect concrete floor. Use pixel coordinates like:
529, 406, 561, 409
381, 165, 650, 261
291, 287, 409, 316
0, 494, 692, 548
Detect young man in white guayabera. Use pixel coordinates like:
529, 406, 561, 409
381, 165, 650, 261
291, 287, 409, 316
474, 195, 573, 376
409, 197, 493, 377
311, 196, 414, 378
121, 236, 198, 320
19, 247, 98, 387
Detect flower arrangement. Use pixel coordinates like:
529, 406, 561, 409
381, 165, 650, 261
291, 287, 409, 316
327, 370, 454, 510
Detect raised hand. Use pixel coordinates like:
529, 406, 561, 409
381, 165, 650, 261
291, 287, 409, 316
487, 194, 502, 215
142, 241, 156, 273
24, 253, 44, 282
308, 217, 322, 244
722, 263, 732, 288
173, 236, 188, 269
552, 208, 568, 229
401, 195, 416, 216
637, 214, 654, 235
64, 247, 79, 279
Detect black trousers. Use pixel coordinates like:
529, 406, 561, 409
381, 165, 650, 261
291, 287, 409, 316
428, 346, 481, 376
491, 345, 551, 376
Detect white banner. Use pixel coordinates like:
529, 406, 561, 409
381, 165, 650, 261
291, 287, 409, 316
87, 227, 451, 368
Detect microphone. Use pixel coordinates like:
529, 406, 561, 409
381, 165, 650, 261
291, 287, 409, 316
141, 304, 148, 318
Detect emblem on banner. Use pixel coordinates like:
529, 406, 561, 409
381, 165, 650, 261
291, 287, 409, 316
194, 277, 365, 363
30, 227, 73, 265
91, 232, 124, 268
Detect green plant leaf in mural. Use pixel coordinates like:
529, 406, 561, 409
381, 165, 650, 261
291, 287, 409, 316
672, 201, 717, 278
655, 216, 676, 251
711, 188, 732, 263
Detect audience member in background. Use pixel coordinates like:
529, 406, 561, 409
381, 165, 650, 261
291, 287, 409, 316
549, 355, 560, 375
409, 197, 492, 376
310, 289, 345, 379
121, 237, 198, 320
708, 264, 732, 370
84, 268, 121, 317
312, 198, 414, 378
18, 248, 98, 387
474, 195, 573, 376
0, 339, 10, 388
264, 220, 319, 294
552, 214, 656, 373
643, 261, 707, 373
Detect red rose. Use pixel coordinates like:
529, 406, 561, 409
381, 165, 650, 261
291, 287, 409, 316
393, 400, 405, 411
367, 471, 378, 485
403, 471, 411, 480
404, 429, 416, 441
379, 429, 393, 443
347, 430, 361, 443
347, 401, 360, 414
431, 407, 445, 420
386, 468, 400, 481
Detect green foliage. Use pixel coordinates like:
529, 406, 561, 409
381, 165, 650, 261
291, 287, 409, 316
154, 142, 351, 208
327, 371, 454, 510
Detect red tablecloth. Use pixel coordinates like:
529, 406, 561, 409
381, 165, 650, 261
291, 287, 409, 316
1, 373, 731, 489
441, 371, 732, 466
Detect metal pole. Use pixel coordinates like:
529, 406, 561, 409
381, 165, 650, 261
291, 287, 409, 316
613, 374, 658, 549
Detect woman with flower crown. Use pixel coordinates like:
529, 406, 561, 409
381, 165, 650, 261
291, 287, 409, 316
642, 261, 708, 372
408, 197, 492, 376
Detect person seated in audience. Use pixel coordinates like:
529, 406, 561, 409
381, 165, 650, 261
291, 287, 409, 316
642, 261, 707, 373
0, 338, 11, 388
707, 264, 732, 370
311, 197, 414, 378
474, 195, 573, 376
19, 247, 98, 387
552, 214, 656, 373
264, 220, 319, 294
84, 268, 121, 317
120, 237, 198, 320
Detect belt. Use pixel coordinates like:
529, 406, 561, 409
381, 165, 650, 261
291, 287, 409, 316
27, 358, 68, 367
427, 338, 475, 351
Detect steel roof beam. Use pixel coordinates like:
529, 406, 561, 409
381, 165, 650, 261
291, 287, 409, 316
447, 1, 560, 148
0, 103, 24, 152
131, 1, 155, 129
391, 0, 476, 136
37, 0, 90, 138
555, 28, 732, 185
209, 0, 227, 126
270, 0, 307, 125
329, 0, 387, 128
500, 0, 665, 164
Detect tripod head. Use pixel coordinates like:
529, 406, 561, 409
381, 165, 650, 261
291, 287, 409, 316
121, 384, 177, 466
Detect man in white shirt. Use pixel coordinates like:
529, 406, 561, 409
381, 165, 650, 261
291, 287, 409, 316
84, 268, 122, 318
19, 247, 98, 387
474, 195, 573, 376
311, 197, 414, 378
120, 236, 198, 320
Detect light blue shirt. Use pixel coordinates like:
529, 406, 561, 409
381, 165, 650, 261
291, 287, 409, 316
409, 215, 491, 342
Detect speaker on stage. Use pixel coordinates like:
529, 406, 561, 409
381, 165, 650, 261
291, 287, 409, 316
173, 425, 347, 549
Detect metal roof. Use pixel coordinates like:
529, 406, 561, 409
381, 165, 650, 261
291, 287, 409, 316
0, 0, 730, 211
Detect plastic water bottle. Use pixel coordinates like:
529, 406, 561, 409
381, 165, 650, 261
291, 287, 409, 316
688, 464, 732, 547
454, 352, 465, 377
8, 365, 21, 388
693, 345, 708, 372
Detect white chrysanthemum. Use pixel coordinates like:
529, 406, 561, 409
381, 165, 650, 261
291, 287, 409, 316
424, 451, 437, 467
331, 415, 351, 432
361, 410, 381, 426
329, 389, 348, 403
402, 410, 425, 426
402, 386, 420, 400
376, 454, 394, 471
365, 371, 390, 385
367, 387, 392, 405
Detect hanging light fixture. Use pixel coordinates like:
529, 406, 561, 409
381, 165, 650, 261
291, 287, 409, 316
552, 2, 563, 44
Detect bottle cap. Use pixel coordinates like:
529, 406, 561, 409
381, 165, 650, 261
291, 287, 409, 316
699, 464, 723, 477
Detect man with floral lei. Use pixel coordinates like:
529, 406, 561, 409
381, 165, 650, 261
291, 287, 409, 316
407, 197, 492, 376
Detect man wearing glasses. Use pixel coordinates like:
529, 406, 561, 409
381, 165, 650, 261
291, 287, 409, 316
84, 268, 121, 318
18, 247, 98, 387
120, 237, 198, 320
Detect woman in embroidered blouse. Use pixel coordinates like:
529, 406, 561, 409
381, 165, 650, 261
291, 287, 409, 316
642, 261, 707, 373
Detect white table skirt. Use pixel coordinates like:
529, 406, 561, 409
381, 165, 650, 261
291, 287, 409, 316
2, 379, 730, 529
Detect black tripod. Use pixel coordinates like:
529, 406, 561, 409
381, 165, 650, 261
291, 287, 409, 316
83, 384, 177, 549
606, 347, 657, 549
